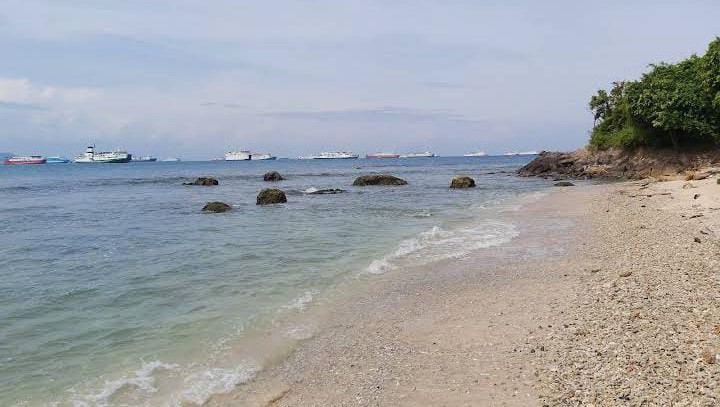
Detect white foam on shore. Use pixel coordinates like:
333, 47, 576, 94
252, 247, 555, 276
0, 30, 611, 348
282, 291, 316, 311
175, 365, 258, 406
70, 361, 178, 407
365, 221, 518, 274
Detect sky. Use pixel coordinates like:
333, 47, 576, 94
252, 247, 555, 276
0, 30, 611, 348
0, 0, 718, 159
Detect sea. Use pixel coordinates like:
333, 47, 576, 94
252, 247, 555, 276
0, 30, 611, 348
0, 156, 549, 407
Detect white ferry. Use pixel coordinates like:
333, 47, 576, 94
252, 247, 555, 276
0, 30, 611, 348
401, 151, 436, 158
74, 146, 131, 163
301, 151, 359, 160
132, 155, 157, 162
225, 150, 251, 161
463, 151, 487, 157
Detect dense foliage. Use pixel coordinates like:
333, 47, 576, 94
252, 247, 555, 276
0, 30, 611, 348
589, 38, 720, 150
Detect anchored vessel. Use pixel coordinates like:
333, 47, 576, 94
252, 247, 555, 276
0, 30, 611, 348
300, 151, 359, 160
250, 153, 277, 160
366, 152, 401, 159
46, 156, 71, 164
132, 155, 157, 162
74, 146, 132, 163
3, 155, 46, 165
225, 150, 251, 161
401, 151, 436, 158
464, 151, 488, 157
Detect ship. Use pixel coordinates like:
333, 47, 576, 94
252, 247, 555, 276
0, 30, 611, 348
366, 152, 400, 159
74, 146, 132, 163
225, 150, 251, 161
463, 151, 488, 157
300, 152, 359, 160
46, 156, 71, 164
132, 155, 158, 162
162, 157, 181, 162
3, 155, 46, 165
401, 151, 436, 158
250, 153, 277, 160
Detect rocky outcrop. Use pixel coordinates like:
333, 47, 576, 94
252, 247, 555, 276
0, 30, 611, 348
554, 181, 575, 187
518, 148, 720, 180
450, 176, 476, 188
263, 171, 284, 182
257, 188, 287, 205
352, 175, 408, 186
202, 202, 231, 213
185, 177, 219, 186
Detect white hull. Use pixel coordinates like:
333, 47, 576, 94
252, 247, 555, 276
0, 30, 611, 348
74, 146, 131, 163
402, 151, 435, 158
302, 151, 359, 159
225, 150, 251, 161
464, 151, 487, 157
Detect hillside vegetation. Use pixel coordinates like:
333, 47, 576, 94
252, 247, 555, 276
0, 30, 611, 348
589, 38, 720, 150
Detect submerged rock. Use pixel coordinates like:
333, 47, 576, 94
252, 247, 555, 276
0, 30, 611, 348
185, 177, 219, 186
554, 181, 575, 187
450, 176, 476, 188
304, 188, 346, 195
257, 188, 287, 205
202, 202, 231, 213
263, 171, 284, 182
352, 175, 408, 186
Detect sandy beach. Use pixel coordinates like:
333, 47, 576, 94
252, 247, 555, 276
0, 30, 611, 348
197, 177, 720, 407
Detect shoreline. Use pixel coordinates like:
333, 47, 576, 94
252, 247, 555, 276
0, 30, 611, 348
201, 184, 605, 406
203, 177, 719, 406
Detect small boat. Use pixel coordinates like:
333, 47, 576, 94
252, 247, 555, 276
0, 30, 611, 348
401, 151, 436, 158
132, 155, 158, 162
366, 152, 400, 159
464, 151, 487, 157
162, 157, 181, 162
302, 152, 359, 159
74, 146, 132, 163
46, 156, 71, 164
4, 155, 46, 165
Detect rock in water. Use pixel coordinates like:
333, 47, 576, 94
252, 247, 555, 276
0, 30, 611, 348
202, 202, 231, 213
263, 171, 284, 182
257, 188, 287, 205
450, 176, 476, 188
304, 188, 346, 195
352, 175, 408, 186
185, 177, 219, 186
554, 181, 575, 187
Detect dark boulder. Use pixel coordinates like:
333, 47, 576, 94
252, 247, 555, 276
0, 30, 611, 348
352, 175, 408, 186
257, 188, 287, 205
202, 202, 232, 213
554, 181, 575, 187
450, 176, 476, 189
263, 171, 284, 182
185, 177, 219, 186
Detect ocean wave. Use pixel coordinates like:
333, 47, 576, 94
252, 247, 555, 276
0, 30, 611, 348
365, 221, 518, 274
176, 365, 258, 406
70, 361, 178, 407
282, 291, 316, 311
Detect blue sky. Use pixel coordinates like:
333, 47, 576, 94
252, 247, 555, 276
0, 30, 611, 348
0, 0, 718, 159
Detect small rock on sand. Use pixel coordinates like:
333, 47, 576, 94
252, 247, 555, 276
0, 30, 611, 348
619, 271, 632, 277
554, 181, 575, 187
694, 237, 702, 243
701, 350, 717, 364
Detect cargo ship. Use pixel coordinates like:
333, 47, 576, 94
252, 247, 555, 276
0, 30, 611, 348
401, 151, 436, 158
3, 155, 47, 165
366, 152, 400, 159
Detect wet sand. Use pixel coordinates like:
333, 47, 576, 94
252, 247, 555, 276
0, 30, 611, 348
202, 177, 719, 406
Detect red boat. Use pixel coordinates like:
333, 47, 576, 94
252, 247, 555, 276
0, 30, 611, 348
366, 152, 400, 159
3, 155, 47, 165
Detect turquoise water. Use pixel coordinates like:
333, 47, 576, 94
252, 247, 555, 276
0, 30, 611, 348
0, 157, 547, 407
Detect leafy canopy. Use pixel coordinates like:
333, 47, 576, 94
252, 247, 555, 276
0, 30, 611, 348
589, 37, 720, 150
